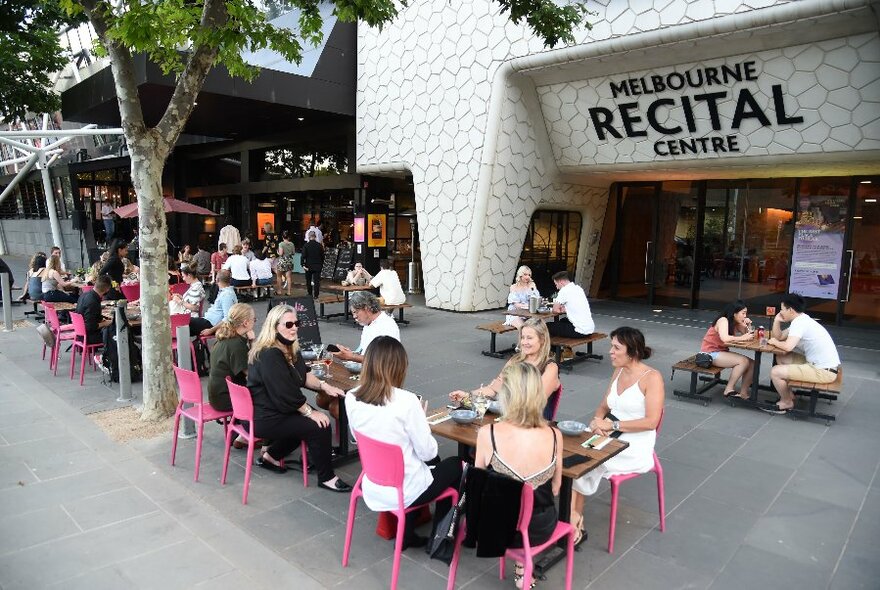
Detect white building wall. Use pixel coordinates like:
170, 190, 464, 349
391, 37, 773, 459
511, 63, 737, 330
357, 0, 874, 311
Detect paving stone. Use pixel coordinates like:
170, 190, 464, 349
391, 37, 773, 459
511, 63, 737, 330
659, 427, 744, 471
0, 505, 81, 556
710, 544, 829, 590
63, 486, 159, 530
115, 540, 236, 590
590, 547, 712, 588
696, 455, 795, 514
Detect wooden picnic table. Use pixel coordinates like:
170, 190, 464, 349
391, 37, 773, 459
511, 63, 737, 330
728, 337, 786, 404
502, 307, 563, 322
430, 410, 628, 574
322, 283, 373, 322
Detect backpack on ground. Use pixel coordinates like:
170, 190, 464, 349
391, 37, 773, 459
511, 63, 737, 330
101, 316, 143, 383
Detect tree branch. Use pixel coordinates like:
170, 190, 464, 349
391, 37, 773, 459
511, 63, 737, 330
80, 0, 147, 140
154, 0, 226, 156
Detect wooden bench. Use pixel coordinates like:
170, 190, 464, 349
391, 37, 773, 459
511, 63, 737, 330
671, 356, 724, 405
550, 333, 606, 372
381, 303, 412, 325
316, 293, 345, 319
476, 322, 518, 358
234, 285, 271, 301
786, 368, 843, 424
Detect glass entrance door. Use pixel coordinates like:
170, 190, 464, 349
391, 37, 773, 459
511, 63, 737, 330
841, 178, 880, 325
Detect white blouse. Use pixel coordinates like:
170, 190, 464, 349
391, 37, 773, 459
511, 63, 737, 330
344, 387, 437, 511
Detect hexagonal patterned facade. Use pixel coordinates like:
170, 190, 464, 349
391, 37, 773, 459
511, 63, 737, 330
357, 0, 880, 311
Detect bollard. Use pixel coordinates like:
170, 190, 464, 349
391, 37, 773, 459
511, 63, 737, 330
176, 324, 196, 438
1, 273, 13, 332
115, 302, 132, 402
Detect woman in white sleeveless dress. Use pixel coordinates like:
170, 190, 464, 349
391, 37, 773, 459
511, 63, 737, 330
570, 326, 665, 543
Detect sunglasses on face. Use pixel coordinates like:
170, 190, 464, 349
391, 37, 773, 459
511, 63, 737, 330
281, 320, 300, 329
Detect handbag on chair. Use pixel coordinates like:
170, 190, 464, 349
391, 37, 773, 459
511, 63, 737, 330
427, 464, 468, 565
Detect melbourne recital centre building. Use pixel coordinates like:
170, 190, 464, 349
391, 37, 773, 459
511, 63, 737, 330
358, 0, 880, 326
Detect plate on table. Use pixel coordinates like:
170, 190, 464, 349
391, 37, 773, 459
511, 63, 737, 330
487, 400, 503, 414
557, 420, 587, 436
343, 361, 362, 374
450, 409, 478, 424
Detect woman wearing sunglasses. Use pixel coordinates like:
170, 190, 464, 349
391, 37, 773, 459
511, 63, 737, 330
247, 304, 352, 492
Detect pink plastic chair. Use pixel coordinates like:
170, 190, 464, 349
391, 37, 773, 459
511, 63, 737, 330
170, 366, 233, 482
170, 313, 197, 368
68, 312, 102, 385
120, 283, 140, 301
447, 481, 576, 590
607, 409, 665, 553
80, 285, 94, 293
222, 379, 308, 504
169, 282, 188, 297
343, 431, 459, 590
41, 303, 75, 374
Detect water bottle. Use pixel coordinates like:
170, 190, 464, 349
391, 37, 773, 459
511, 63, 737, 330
758, 327, 766, 346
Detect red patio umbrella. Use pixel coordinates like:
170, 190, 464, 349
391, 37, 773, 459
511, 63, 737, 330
113, 197, 218, 219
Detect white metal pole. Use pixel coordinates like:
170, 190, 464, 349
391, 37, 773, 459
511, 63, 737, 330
39, 152, 66, 269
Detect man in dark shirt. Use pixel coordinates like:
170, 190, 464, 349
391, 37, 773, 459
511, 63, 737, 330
100, 239, 128, 299
301, 230, 324, 298
75, 275, 112, 344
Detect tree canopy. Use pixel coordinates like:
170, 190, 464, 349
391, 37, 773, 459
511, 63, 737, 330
0, 0, 82, 121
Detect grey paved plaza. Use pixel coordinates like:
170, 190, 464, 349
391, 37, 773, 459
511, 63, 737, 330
1, 254, 878, 589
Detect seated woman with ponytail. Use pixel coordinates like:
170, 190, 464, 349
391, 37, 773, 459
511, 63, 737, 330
207, 303, 256, 413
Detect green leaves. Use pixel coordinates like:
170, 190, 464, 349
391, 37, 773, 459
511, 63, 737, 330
495, 0, 592, 48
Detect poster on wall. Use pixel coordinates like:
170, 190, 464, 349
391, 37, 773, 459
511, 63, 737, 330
353, 217, 365, 243
367, 214, 386, 247
257, 212, 276, 239
789, 195, 847, 299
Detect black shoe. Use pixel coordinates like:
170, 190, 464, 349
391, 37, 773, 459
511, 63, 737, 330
319, 478, 352, 493
255, 456, 288, 473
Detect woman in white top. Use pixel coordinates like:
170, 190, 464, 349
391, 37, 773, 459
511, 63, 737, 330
344, 262, 372, 286
222, 245, 251, 287
569, 326, 664, 544
504, 265, 541, 328
345, 336, 463, 549
248, 251, 274, 286
169, 266, 206, 316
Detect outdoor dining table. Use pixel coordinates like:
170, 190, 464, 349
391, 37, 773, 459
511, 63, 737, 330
49, 300, 142, 327
322, 283, 373, 322
502, 308, 563, 322
727, 337, 786, 405
313, 356, 362, 465
429, 410, 628, 575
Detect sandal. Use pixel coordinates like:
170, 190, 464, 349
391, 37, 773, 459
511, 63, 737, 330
513, 563, 536, 589
571, 511, 585, 545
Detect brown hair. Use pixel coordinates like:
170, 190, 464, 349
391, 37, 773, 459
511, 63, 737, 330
355, 336, 407, 406
609, 326, 652, 360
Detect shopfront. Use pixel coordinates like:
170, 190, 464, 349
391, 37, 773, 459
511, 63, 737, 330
594, 176, 880, 325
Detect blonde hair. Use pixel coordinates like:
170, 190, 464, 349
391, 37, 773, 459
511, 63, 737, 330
499, 362, 546, 428
215, 303, 255, 341
514, 265, 533, 283
46, 254, 62, 273
249, 304, 299, 364
511, 318, 551, 368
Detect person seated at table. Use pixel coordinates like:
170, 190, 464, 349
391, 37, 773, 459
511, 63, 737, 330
450, 318, 560, 414
86, 251, 110, 284
370, 259, 406, 305
344, 262, 372, 286
41, 278, 79, 304
75, 275, 113, 345
249, 250, 274, 287
17, 252, 47, 302
192, 243, 212, 277
122, 257, 139, 282
765, 293, 841, 414
700, 300, 756, 399
189, 271, 237, 337
504, 265, 541, 328
211, 243, 228, 282
474, 361, 562, 589
240, 238, 256, 262
222, 245, 251, 287
47, 246, 68, 273
547, 271, 595, 338
43, 255, 75, 293
208, 303, 256, 420
169, 266, 206, 317
324, 291, 400, 417
345, 335, 463, 549
177, 244, 193, 267
570, 327, 664, 545
247, 304, 351, 491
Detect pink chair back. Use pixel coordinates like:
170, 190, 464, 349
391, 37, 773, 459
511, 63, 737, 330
81, 285, 94, 293
351, 431, 406, 488
69, 312, 87, 338
174, 366, 205, 405
120, 283, 140, 301
514, 483, 536, 540
170, 313, 191, 335
226, 378, 256, 423
42, 303, 61, 331
170, 283, 188, 297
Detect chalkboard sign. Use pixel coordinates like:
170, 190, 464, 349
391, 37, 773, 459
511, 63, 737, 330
334, 245, 353, 282
267, 296, 321, 349
320, 247, 338, 279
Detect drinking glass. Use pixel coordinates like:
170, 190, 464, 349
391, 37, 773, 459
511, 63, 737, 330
472, 392, 488, 421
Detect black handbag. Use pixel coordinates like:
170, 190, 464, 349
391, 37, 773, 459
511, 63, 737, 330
426, 464, 468, 565
694, 352, 714, 368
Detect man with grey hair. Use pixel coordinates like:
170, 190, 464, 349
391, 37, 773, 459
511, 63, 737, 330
333, 291, 400, 364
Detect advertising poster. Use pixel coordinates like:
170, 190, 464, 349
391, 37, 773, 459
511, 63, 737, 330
353, 217, 365, 243
367, 214, 386, 247
257, 212, 276, 239
789, 195, 846, 299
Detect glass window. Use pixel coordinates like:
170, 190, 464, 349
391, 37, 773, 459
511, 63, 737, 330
518, 210, 582, 296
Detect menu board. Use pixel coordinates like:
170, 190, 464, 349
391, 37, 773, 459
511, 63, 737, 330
267, 296, 321, 349
321, 247, 338, 279
334, 245, 353, 282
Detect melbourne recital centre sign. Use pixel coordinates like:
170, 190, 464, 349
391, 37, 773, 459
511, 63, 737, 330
591, 60, 805, 157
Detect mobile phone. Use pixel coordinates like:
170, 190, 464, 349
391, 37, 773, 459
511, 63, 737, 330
325, 344, 340, 353
562, 454, 590, 468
